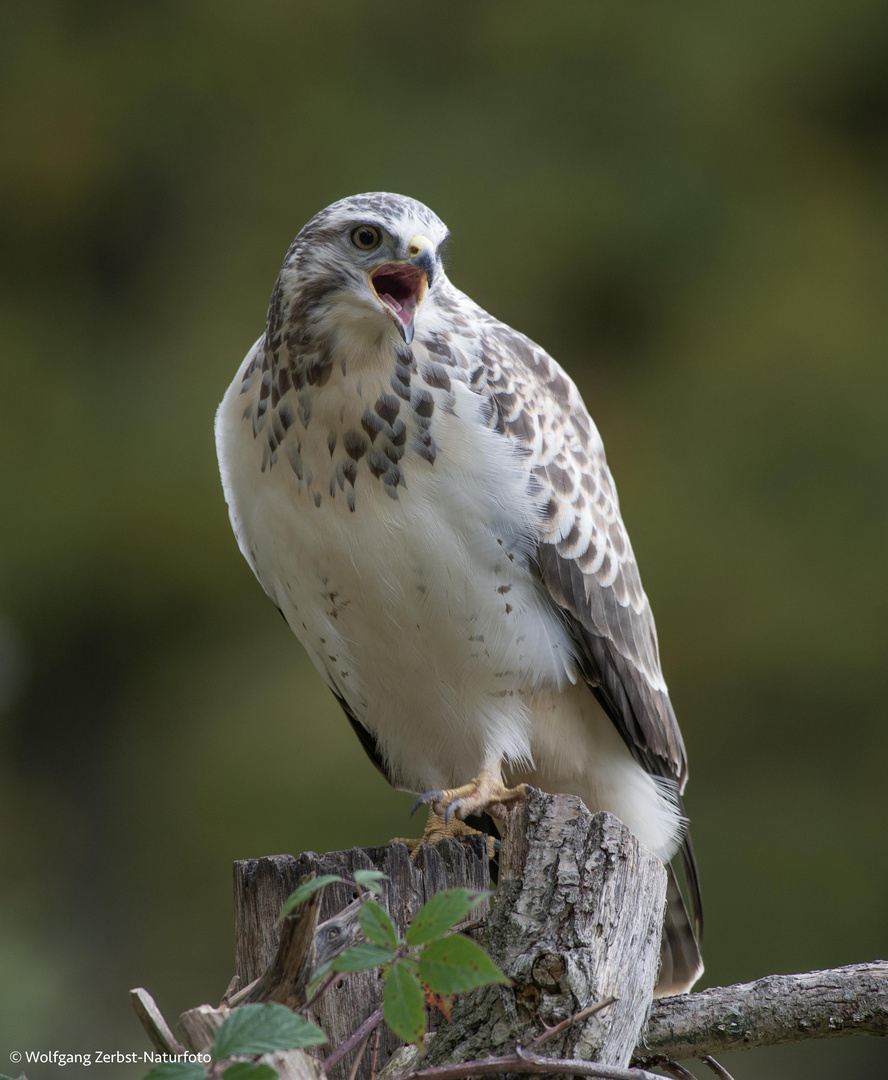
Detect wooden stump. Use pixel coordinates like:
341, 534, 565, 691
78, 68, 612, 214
133, 790, 887, 1076
233, 837, 490, 1080
425, 792, 667, 1069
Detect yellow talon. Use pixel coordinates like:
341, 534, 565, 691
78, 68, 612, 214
394, 809, 498, 861
412, 764, 532, 823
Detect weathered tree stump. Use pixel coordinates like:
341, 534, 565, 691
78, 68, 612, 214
425, 792, 666, 1070
132, 789, 887, 1077
233, 837, 490, 1080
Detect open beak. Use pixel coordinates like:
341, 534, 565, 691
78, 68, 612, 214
370, 234, 435, 345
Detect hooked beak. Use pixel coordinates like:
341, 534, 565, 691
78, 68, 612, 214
370, 234, 435, 345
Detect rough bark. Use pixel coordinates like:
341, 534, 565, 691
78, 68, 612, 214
233, 837, 490, 1080
636, 960, 888, 1064
426, 793, 667, 1069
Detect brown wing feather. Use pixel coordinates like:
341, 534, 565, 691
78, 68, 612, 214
466, 310, 702, 958
470, 312, 688, 789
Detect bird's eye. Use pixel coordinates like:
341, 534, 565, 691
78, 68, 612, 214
351, 225, 382, 250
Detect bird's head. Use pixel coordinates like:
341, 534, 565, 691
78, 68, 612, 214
273, 193, 450, 349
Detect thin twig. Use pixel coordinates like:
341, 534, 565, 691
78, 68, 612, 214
323, 1006, 385, 1072
386, 1051, 672, 1080
701, 1057, 735, 1080
370, 1028, 381, 1080
226, 975, 260, 1008
302, 970, 341, 1012
528, 997, 618, 1050
346, 1031, 375, 1080
660, 1064, 697, 1080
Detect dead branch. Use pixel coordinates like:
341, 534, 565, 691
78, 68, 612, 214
635, 960, 888, 1063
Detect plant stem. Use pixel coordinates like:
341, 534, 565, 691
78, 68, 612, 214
322, 1006, 385, 1072
701, 1057, 736, 1080
527, 997, 617, 1050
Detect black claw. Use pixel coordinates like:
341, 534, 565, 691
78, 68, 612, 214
411, 791, 442, 817
444, 799, 460, 825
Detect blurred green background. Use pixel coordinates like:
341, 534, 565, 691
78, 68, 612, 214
1, 2, 886, 1077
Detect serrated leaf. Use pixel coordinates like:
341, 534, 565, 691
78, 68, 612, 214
383, 959, 426, 1044
279, 875, 342, 919
222, 1063, 280, 1080
353, 869, 388, 894
331, 942, 396, 972
405, 889, 488, 947
212, 1003, 326, 1059
359, 900, 400, 949
417, 934, 510, 994
143, 1065, 206, 1080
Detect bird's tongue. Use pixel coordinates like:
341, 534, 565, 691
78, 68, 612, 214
372, 265, 426, 331
379, 291, 415, 328
380, 293, 402, 315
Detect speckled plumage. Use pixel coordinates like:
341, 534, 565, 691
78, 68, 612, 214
216, 193, 702, 993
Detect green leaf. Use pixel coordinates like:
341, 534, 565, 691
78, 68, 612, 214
212, 1003, 326, 1059
222, 1064, 280, 1080
359, 900, 399, 949
143, 1065, 206, 1080
279, 875, 342, 919
383, 959, 426, 1044
331, 943, 396, 972
416, 934, 510, 995
353, 869, 388, 894
405, 889, 488, 947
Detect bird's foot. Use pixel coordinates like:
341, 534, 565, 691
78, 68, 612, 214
412, 765, 532, 824
395, 810, 498, 861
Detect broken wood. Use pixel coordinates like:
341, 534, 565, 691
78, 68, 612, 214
233, 837, 490, 1080
130, 987, 186, 1056
227, 885, 331, 1009
178, 1001, 323, 1080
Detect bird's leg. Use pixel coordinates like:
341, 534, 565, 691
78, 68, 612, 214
412, 762, 532, 823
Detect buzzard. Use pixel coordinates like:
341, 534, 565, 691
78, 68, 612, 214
215, 193, 703, 994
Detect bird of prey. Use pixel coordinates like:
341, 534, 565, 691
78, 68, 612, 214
216, 192, 703, 995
